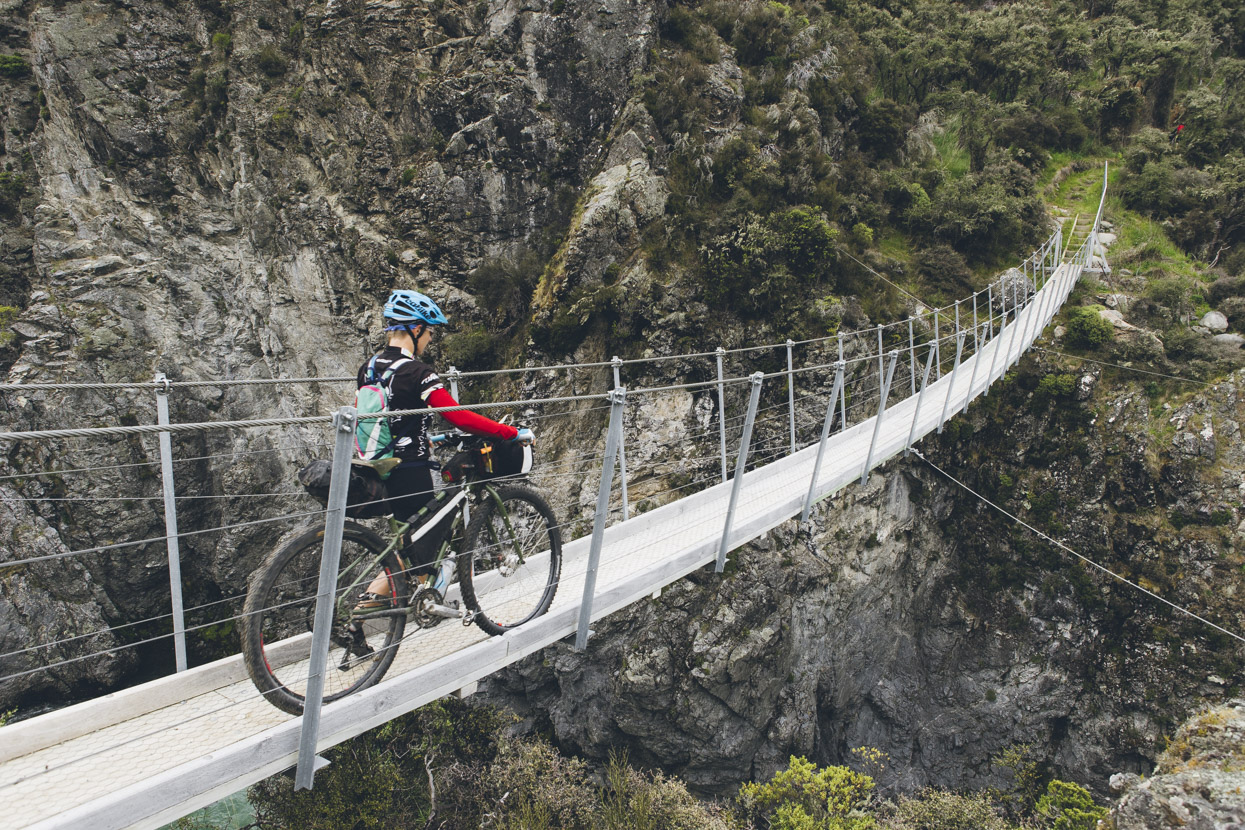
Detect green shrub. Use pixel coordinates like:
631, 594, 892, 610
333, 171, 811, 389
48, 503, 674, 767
249, 699, 511, 830
1034, 780, 1107, 830
887, 789, 1012, 830
1035, 373, 1075, 402
441, 326, 497, 372
701, 207, 837, 319
598, 751, 735, 830
1064, 308, 1113, 349
738, 756, 876, 830
256, 44, 287, 76
0, 172, 25, 217
0, 54, 31, 78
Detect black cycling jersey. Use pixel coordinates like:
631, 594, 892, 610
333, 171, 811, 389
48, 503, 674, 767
356, 346, 444, 464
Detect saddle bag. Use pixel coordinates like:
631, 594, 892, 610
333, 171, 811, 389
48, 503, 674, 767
298, 460, 391, 519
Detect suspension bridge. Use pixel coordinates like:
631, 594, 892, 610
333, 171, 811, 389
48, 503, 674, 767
0, 170, 1109, 830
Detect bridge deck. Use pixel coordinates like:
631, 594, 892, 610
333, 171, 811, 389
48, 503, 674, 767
0, 262, 1081, 830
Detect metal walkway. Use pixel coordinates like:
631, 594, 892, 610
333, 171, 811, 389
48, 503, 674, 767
0, 254, 1090, 830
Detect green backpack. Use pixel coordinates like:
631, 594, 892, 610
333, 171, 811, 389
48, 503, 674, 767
354, 356, 411, 476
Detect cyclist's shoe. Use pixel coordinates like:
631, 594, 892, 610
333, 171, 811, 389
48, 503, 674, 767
338, 623, 375, 670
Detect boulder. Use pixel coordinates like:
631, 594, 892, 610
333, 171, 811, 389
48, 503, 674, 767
1200, 311, 1229, 332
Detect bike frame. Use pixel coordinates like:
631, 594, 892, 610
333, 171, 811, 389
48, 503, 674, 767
335, 478, 519, 623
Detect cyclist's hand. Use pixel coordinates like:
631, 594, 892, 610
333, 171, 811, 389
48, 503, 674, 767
511, 427, 535, 445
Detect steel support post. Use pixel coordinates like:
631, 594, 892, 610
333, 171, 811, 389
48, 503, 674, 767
1005, 270, 1023, 371
786, 340, 796, 454
836, 334, 847, 430
716, 373, 763, 573
986, 285, 994, 339
1016, 265, 1042, 355
1034, 258, 1059, 344
154, 374, 187, 673
574, 388, 626, 650
972, 293, 980, 355
986, 280, 1008, 392
446, 366, 460, 400
861, 351, 899, 486
611, 357, 628, 521
877, 326, 884, 387
937, 331, 968, 433
715, 347, 727, 484
295, 405, 358, 790
933, 313, 941, 380
800, 362, 845, 525
907, 317, 916, 396
905, 343, 938, 456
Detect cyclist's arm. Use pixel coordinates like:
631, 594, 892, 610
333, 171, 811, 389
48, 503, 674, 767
425, 387, 519, 441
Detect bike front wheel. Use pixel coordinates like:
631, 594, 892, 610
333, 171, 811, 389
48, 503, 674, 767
240, 522, 409, 715
459, 484, 562, 636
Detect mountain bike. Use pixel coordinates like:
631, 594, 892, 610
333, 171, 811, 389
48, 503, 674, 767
240, 431, 562, 715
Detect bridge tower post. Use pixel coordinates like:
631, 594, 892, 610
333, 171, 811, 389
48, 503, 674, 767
716, 372, 764, 573
575, 387, 626, 650
154, 373, 188, 673
861, 351, 899, 486
296, 404, 358, 790
801, 361, 845, 526
611, 356, 629, 522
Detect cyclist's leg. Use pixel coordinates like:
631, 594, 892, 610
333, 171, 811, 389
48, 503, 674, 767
360, 464, 436, 602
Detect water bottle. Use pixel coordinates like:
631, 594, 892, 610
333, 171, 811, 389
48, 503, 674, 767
433, 557, 456, 593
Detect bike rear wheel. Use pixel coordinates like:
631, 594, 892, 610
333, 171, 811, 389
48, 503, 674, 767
241, 522, 409, 715
459, 484, 562, 636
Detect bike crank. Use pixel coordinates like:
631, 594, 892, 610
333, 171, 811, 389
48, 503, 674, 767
412, 587, 467, 628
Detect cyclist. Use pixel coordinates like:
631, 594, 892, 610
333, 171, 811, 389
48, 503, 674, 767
356, 289, 531, 604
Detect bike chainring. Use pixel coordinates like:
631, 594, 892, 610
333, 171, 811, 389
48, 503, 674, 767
412, 587, 446, 629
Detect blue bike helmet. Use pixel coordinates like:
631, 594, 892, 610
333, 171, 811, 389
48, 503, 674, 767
383, 290, 449, 330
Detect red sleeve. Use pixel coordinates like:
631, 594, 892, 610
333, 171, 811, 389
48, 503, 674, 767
426, 387, 519, 441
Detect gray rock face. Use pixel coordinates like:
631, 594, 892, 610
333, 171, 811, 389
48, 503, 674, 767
1109, 701, 1245, 829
